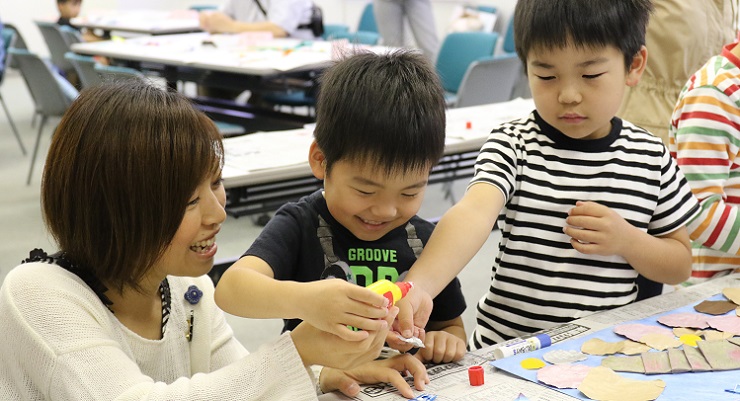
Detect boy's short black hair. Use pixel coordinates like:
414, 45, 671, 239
514, 0, 654, 69
314, 50, 446, 176
57, 0, 81, 4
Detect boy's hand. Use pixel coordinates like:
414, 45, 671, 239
319, 354, 430, 399
292, 307, 398, 371
564, 201, 638, 257
394, 286, 434, 339
297, 279, 390, 342
385, 328, 425, 353
414, 331, 466, 364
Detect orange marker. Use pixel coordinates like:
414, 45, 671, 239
367, 280, 413, 306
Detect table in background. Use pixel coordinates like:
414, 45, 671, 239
221, 98, 535, 217
319, 274, 740, 400
71, 9, 201, 35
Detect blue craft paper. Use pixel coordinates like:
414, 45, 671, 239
490, 294, 740, 401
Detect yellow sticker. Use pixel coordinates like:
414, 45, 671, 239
679, 334, 702, 347
520, 357, 546, 370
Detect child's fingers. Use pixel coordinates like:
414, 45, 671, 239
346, 284, 390, 309
332, 324, 371, 342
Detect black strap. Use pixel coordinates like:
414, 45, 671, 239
253, 0, 268, 17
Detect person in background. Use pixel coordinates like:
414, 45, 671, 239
56, 0, 106, 42
0, 80, 413, 400
668, 34, 740, 285
617, 0, 737, 143
199, 0, 315, 40
214, 51, 467, 396
373, 0, 439, 62
396, 0, 701, 349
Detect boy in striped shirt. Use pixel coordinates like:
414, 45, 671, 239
399, 0, 701, 348
669, 39, 740, 285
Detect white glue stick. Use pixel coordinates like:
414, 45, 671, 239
492, 333, 552, 360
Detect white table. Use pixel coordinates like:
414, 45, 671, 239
71, 9, 202, 35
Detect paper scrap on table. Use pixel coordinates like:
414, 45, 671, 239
614, 323, 673, 342
694, 300, 737, 315
657, 312, 709, 329
542, 349, 587, 364
722, 287, 740, 305
536, 363, 592, 388
702, 330, 734, 341
707, 315, 740, 335
638, 333, 682, 351
577, 366, 665, 401
397, 334, 425, 348
520, 357, 545, 370
581, 338, 624, 355
620, 340, 651, 355
601, 355, 645, 373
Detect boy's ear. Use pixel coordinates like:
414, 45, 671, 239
308, 141, 327, 180
626, 45, 648, 87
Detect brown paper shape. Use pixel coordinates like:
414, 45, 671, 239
620, 340, 652, 355
582, 338, 624, 355
723, 287, 740, 305
667, 348, 691, 373
682, 344, 712, 372
641, 351, 672, 375
578, 366, 665, 401
703, 330, 733, 341
639, 333, 682, 351
601, 355, 645, 373
694, 300, 737, 315
697, 339, 740, 370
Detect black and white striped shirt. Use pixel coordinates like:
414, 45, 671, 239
469, 111, 699, 349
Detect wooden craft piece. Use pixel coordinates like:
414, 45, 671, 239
694, 300, 737, 315
578, 366, 665, 401
678, 334, 702, 347
582, 338, 624, 355
682, 344, 712, 372
657, 312, 709, 329
723, 287, 740, 305
703, 330, 733, 341
536, 363, 593, 389
620, 340, 651, 355
543, 349, 587, 364
672, 327, 700, 337
601, 355, 645, 373
696, 339, 740, 371
707, 315, 740, 335
666, 348, 691, 373
641, 351, 672, 375
614, 323, 673, 342
639, 333, 682, 351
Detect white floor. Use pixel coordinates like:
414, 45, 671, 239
0, 68, 499, 351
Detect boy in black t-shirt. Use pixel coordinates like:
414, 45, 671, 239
215, 51, 466, 397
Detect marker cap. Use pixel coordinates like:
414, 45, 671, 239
468, 365, 484, 386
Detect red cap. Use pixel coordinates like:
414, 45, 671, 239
466, 121, 472, 129
468, 365, 484, 386
396, 281, 413, 299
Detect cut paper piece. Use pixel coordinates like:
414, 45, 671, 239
683, 344, 712, 372
614, 323, 673, 342
672, 327, 701, 337
723, 287, 740, 305
737, 306, 739, 316
696, 339, 740, 370
536, 363, 592, 389
707, 315, 740, 335
657, 312, 709, 329
641, 351, 671, 375
520, 357, 545, 370
694, 299, 737, 315
514, 394, 531, 401
543, 349, 587, 364
577, 366, 665, 401
601, 355, 645, 373
582, 338, 624, 355
667, 348, 691, 373
638, 333, 682, 351
703, 330, 733, 341
679, 334, 702, 347
729, 337, 740, 347
620, 340, 652, 355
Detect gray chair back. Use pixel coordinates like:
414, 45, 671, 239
3, 23, 27, 69
35, 21, 75, 72
455, 54, 523, 108
65, 52, 102, 88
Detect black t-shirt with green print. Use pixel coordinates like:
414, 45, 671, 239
244, 190, 466, 333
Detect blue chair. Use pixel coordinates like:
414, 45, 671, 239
502, 14, 515, 54
9, 49, 78, 185
357, 3, 378, 33
1, 26, 26, 154
328, 30, 380, 45
189, 5, 218, 11
435, 31, 499, 105
322, 24, 350, 40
